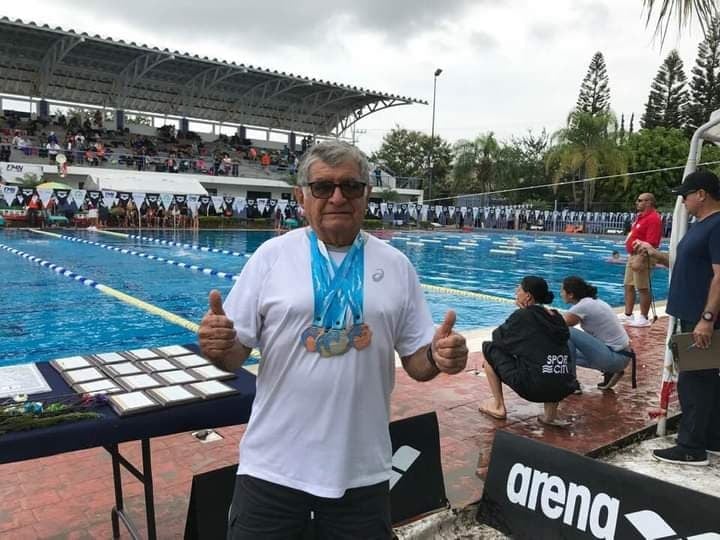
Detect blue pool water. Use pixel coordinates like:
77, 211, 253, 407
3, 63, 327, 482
0, 229, 668, 366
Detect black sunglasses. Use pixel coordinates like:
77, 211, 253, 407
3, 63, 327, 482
307, 180, 367, 199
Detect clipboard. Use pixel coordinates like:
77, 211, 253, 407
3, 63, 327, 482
669, 331, 720, 371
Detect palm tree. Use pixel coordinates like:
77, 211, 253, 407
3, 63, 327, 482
545, 111, 628, 211
643, 0, 718, 44
452, 132, 500, 195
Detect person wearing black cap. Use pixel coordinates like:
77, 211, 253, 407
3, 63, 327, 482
635, 169, 720, 465
478, 275, 576, 426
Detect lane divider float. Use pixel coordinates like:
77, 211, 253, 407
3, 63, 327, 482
95, 229, 250, 257
421, 283, 515, 304
29, 229, 238, 281
0, 243, 200, 333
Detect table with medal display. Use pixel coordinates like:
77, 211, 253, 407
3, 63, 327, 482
0, 344, 256, 540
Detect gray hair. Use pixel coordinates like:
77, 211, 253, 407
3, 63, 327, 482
296, 140, 370, 186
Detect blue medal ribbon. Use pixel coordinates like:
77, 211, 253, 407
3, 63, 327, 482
304, 230, 366, 356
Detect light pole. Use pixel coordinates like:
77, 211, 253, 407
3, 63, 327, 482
428, 68, 442, 202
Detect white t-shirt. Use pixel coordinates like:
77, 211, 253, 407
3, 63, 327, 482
224, 227, 434, 498
568, 297, 630, 351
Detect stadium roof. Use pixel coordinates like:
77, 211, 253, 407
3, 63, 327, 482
0, 18, 426, 136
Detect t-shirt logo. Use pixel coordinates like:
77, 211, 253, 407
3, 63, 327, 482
542, 354, 569, 374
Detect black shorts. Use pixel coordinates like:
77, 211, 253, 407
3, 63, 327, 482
227, 474, 392, 540
483, 342, 573, 403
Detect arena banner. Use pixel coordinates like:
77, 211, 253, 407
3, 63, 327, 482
477, 431, 720, 539
184, 412, 447, 539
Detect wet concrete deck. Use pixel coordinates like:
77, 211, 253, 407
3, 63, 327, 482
0, 319, 676, 538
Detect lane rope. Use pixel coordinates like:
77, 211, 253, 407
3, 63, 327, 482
421, 283, 515, 304
40, 231, 514, 305
95, 229, 250, 258
0, 243, 200, 333
29, 229, 239, 281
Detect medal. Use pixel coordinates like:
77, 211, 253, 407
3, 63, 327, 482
315, 328, 351, 357
300, 231, 372, 356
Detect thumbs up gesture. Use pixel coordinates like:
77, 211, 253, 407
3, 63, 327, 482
431, 310, 468, 375
198, 289, 237, 362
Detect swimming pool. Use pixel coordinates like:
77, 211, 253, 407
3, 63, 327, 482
0, 228, 668, 366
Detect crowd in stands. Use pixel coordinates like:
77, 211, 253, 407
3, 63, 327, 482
0, 112, 306, 181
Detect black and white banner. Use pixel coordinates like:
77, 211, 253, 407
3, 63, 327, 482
478, 431, 720, 539
184, 412, 447, 539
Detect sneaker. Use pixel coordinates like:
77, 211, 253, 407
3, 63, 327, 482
571, 380, 583, 395
653, 445, 708, 465
626, 314, 651, 327
707, 447, 720, 457
617, 312, 634, 322
597, 370, 624, 390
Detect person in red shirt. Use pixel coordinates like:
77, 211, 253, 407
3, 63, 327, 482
621, 192, 662, 327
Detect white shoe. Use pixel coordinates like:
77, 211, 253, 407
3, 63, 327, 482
627, 315, 651, 327
618, 312, 633, 323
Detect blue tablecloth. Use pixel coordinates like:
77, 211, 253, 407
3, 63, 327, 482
0, 357, 256, 464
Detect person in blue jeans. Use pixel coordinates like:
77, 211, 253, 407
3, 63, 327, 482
560, 276, 633, 390
635, 169, 720, 466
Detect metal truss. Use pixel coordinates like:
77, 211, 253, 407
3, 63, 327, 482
228, 77, 314, 124
173, 65, 245, 114
36, 35, 84, 97
329, 98, 415, 136
286, 88, 366, 130
110, 52, 175, 109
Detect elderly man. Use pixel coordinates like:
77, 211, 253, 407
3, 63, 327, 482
636, 170, 720, 465
198, 140, 468, 538
621, 192, 663, 327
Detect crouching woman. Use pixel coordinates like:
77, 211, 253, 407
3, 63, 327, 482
479, 275, 576, 426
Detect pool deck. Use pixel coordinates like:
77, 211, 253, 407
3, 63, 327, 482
0, 317, 679, 538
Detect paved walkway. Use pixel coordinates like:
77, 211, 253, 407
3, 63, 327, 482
0, 319, 676, 538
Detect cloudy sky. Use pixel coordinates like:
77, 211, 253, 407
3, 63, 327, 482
2, 1, 708, 154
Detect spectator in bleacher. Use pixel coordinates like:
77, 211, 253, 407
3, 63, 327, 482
47, 131, 59, 145
95, 143, 106, 163
249, 147, 257, 161
288, 153, 298, 175
0, 136, 10, 161
85, 146, 99, 166
46, 141, 61, 163
166, 153, 179, 173
261, 152, 271, 174
12, 131, 23, 148
222, 153, 232, 175
18, 136, 30, 156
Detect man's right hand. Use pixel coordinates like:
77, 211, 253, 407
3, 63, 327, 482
632, 240, 657, 257
198, 290, 237, 362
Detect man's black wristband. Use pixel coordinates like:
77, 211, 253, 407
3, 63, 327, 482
427, 346, 440, 371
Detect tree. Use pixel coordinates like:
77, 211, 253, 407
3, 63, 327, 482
451, 132, 500, 196
643, 0, 718, 45
545, 111, 628, 210
370, 126, 453, 195
497, 130, 551, 204
576, 52, 611, 116
686, 16, 720, 130
612, 127, 690, 208
642, 50, 689, 129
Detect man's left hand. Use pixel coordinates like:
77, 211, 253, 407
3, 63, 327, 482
693, 319, 714, 349
432, 310, 468, 374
